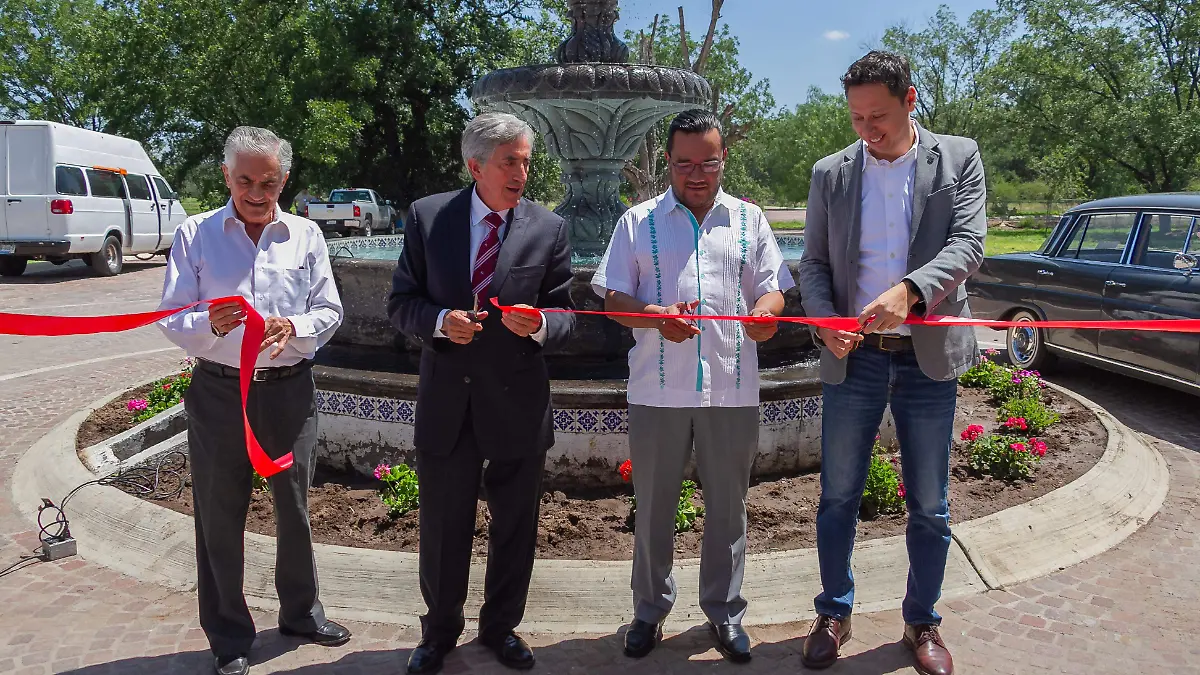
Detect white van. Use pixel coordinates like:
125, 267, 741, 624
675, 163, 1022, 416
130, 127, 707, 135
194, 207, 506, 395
0, 120, 188, 277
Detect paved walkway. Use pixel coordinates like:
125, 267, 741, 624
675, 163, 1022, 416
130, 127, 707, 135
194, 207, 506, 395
1, 261, 1198, 674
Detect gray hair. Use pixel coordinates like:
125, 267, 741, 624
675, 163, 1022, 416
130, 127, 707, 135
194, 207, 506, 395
461, 112, 535, 167
223, 126, 293, 175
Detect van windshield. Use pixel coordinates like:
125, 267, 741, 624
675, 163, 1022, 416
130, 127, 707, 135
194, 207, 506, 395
330, 190, 370, 203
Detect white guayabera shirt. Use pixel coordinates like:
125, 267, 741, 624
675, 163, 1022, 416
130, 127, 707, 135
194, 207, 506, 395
592, 188, 795, 408
157, 200, 344, 368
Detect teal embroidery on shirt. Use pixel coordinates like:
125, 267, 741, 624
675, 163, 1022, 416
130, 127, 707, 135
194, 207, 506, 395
734, 203, 750, 389
679, 204, 704, 393
648, 208, 666, 389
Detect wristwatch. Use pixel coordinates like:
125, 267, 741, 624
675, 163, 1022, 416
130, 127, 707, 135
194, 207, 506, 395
211, 321, 228, 338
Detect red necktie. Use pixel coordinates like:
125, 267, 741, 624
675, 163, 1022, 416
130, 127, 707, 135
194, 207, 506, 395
471, 211, 504, 303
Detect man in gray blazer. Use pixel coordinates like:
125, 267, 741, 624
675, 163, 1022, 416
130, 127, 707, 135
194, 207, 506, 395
796, 51, 986, 675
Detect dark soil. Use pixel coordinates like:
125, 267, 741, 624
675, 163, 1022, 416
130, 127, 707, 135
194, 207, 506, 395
76, 382, 162, 450
121, 385, 1106, 560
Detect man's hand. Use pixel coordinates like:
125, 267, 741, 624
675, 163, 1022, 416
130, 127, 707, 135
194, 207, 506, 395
858, 281, 921, 334
209, 300, 246, 335
743, 308, 778, 342
502, 304, 543, 337
442, 309, 486, 345
259, 317, 295, 359
817, 326, 863, 359
657, 300, 701, 343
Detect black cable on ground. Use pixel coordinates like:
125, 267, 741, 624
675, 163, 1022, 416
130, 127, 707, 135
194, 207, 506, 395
0, 549, 43, 578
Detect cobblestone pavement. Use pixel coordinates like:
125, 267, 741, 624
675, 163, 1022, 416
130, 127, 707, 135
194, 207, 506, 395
2, 263, 1198, 674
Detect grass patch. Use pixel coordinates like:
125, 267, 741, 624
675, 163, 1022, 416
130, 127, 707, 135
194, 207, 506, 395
986, 229, 1052, 256
769, 220, 805, 230
180, 198, 204, 216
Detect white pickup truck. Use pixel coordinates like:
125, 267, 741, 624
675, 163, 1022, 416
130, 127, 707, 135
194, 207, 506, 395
305, 188, 398, 237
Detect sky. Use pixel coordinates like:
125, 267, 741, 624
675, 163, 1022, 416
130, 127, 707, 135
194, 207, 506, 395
614, 0, 999, 111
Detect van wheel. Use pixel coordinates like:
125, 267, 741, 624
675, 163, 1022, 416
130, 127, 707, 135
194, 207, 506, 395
91, 235, 123, 276
1007, 309, 1056, 372
0, 256, 27, 277
362, 215, 373, 237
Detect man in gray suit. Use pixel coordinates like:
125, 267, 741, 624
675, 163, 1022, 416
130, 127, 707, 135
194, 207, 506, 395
796, 51, 986, 675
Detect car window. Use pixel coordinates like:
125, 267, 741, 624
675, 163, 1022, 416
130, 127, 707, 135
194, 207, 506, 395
1134, 213, 1196, 269
151, 176, 175, 200
1057, 212, 1137, 263
86, 170, 128, 199
55, 166, 88, 196
125, 173, 152, 201
330, 190, 371, 203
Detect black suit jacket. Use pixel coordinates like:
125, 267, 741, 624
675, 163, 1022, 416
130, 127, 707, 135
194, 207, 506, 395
387, 187, 576, 459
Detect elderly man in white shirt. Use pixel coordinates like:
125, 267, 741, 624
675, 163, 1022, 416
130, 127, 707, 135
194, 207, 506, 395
157, 126, 349, 675
592, 110, 795, 664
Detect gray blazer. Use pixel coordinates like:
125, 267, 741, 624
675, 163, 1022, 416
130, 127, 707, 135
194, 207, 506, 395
798, 123, 987, 384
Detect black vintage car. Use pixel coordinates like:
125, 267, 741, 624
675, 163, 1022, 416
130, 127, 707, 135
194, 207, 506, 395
968, 193, 1200, 395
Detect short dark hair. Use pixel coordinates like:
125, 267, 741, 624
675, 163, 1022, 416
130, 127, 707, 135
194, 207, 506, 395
666, 109, 724, 154
841, 50, 913, 99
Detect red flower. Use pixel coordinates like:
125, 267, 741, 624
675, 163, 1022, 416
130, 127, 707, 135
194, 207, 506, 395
897, 482, 906, 499
1004, 417, 1028, 431
1010, 442, 1027, 454
618, 459, 632, 483
162, 383, 172, 390
961, 424, 985, 442
1031, 438, 1048, 457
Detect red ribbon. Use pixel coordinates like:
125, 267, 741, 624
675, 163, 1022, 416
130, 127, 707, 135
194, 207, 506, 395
0, 296, 292, 478
489, 298, 1200, 333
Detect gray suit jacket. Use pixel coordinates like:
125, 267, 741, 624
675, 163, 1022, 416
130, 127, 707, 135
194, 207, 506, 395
798, 123, 987, 384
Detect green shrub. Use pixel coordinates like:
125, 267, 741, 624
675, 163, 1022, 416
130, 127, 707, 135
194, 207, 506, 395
998, 397, 1060, 435
966, 433, 1047, 481
373, 462, 420, 517
861, 438, 905, 519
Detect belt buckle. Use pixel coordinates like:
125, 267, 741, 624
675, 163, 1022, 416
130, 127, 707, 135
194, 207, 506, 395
878, 334, 901, 351
251, 368, 270, 382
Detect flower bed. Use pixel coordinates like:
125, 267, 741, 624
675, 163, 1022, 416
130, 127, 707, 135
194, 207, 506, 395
111, 350, 1106, 560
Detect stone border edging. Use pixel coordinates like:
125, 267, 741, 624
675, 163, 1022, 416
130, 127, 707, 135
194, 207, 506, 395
11, 379, 1166, 633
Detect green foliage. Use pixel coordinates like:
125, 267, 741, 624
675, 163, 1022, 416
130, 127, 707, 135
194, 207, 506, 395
998, 396, 1060, 435
129, 361, 193, 424
987, 367, 1046, 403
374, 462, 420, 518
861, 439, 905, 519
959, 353, 1010, 389
967, 433, 1045, 481
252, 471, 269, 493
674, 480, 704, 533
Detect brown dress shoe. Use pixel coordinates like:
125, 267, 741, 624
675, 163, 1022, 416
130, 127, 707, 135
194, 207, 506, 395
903, 624, 954, 675
801, 615, 852, 669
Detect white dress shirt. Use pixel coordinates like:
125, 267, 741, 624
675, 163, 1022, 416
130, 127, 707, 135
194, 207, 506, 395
157, 201, 344, 367
432, 187, 547, 343
856, 123, 919, 335
592, 188, 795, 408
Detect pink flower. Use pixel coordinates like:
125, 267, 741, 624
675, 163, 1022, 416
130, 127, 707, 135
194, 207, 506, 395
1031, 438, 1048, 457
126, 398, 148, 412
961, 424, 985, 442
897, 483, 906, 499
986, 348, 1000, 356
1010, 442, 1027, 454
374, 463, 391, 481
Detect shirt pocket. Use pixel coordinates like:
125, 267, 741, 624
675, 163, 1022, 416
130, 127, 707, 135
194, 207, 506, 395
262, 264, 310, 317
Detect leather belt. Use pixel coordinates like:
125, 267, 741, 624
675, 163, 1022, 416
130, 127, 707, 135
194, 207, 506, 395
197, 358, 313, 382
858, 333, 914, 352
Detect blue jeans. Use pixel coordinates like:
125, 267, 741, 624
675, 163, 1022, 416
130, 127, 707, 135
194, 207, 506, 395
813, 346, 957, 626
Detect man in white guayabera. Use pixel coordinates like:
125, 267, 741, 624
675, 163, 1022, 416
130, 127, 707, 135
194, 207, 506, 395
592, 109, 795, 664
157, 126, 349, 675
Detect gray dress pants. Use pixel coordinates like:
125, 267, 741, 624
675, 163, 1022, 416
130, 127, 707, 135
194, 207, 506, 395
186, 362, 326, 658
628, 404, 759, 627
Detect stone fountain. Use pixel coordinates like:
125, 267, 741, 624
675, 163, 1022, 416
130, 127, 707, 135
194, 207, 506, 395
311, 0, 821, 489
469, 0, 711, 256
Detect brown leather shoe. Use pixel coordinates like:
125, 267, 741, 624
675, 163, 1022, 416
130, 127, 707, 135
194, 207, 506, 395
903, 624, 954, 675
801, 615, 852, 669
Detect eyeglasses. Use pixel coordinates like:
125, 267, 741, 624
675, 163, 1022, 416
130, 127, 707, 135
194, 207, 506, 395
670, 160, 724, 174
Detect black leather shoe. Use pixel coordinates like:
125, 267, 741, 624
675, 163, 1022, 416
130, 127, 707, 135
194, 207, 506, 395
480, 631, 536, 670
278, 620, 352, 647
214, 655, 249, 675
709, 622, 752, 663
406, 639, 455, 675
623, 619, 664, 658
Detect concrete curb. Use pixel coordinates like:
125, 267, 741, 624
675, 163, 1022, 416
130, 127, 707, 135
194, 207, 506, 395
11, 379, 1166, 634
